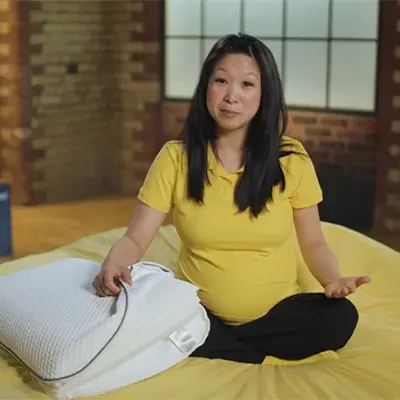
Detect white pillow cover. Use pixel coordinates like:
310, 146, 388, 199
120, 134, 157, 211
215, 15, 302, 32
0, 258, 210, 399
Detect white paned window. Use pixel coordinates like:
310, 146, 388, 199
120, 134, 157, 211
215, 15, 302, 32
286, 0, 330, 38
165, 0, 201, 36
244, 0, 283, 37
285, 41, 328, 107
262, 40, 283, 76
203, 38, 218, 61
332, 0, 379, 39
204, 0, 241, 36
165, 39, 201, 98
329, 42, 377, 111
164, 0, 379, 113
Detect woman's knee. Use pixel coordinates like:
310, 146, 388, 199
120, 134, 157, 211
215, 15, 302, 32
330, 297, 359, 349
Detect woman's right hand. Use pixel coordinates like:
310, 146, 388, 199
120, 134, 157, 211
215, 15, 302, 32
92, 201, 167, 297
92, 265, 133, 297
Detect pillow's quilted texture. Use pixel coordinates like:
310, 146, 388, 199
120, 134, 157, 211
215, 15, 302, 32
0, 258, 209, 399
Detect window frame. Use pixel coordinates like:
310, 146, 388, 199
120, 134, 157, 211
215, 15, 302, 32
160, 0, 381, 117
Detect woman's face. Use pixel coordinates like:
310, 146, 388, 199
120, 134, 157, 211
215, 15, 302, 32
206, 53, 262, 135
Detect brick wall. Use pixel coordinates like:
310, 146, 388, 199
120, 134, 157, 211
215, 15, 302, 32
0, 0, 31, 203
373, 0, 400, 236
0, 0, 161, 204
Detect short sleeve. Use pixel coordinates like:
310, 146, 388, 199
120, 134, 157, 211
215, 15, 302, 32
288, 143, 323, 209
137, 142, 180, 213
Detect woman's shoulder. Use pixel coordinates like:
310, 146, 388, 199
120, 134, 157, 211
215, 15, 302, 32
162, 139, 185, 150
279, 135, 315, 179
156, 139, 185, 164
280, 135, 308, 156
279, 135, 322, 204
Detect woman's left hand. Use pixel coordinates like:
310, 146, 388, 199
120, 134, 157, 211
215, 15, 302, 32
324, 276, 371, 298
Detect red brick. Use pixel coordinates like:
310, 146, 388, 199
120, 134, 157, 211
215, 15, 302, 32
0, 76, 9, 85
0, 32, 12, 43
27, 189, 46, 205
309, 150, 332, 164
25, 1, 42, 12
131, 53, 160, 80
302, 139, 316, 150
25, 166, 44, 183
305, 127, 332, 137
319, 140, 345, 150
319, 117, 348, 127
391, 134, 400, 144
132, 2, 162, 41
31, 65, 43, 75
347, 143, 375, 152
29, 43, 42, 54
26, 22, 43, 35
344, 165, 376, 177
21, 140, 44, 164
130, 24, 160, 42
290, 115, 317, 125
286, 124, 305, 139
0, 12, 11, 21
0, 43, 18, 63
349, 118, 376, 132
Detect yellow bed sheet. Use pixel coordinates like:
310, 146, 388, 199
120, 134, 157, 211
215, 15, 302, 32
1, 223, 400, 399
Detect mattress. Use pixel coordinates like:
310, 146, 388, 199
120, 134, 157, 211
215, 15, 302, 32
1, 223, 400, 399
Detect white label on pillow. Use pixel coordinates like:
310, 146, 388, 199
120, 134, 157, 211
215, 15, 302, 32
168, 328, 198, 353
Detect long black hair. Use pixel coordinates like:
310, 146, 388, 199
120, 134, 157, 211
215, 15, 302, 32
179, 33, 298, 218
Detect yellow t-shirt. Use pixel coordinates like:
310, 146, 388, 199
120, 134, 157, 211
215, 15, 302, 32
137, 136, 323, 325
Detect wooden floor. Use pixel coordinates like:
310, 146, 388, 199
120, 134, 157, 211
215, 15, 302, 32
6, 196, 140, 260
2, 195, 399, 262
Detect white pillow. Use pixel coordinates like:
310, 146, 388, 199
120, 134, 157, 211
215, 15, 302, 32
0, 258, 210, 399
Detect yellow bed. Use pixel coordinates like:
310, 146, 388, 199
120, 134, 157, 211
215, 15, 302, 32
1, 222, 400, 399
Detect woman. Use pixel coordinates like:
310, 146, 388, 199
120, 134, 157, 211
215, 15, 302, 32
93, 33, 370, 364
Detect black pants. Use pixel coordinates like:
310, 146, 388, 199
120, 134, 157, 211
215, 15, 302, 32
190, 293, 359, 364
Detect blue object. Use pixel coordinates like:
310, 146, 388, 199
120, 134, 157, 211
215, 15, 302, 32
0, 183, 12, 257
